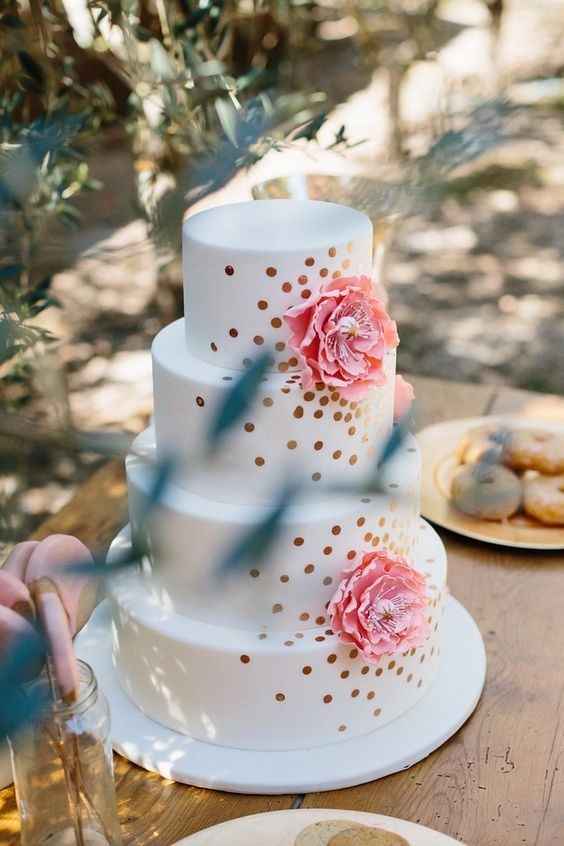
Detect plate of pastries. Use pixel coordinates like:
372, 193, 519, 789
175, 809, 463, 845
418, 416, 564, 549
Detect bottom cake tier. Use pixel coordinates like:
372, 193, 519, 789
108, 521, 447, 752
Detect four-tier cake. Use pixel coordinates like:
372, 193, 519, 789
108, 199, 448, 751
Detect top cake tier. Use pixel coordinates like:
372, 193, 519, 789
183, 200, 373, 371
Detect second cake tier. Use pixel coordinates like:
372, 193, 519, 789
127, 427, 421, 632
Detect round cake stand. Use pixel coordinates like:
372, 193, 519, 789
75, 526, 486, 795
171, 808, 465, 845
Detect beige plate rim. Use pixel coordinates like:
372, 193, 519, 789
173, 808, 464, 845
419, 415, 564, 551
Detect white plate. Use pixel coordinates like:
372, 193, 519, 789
419, 416, 564, 550
173, 808, 464, 845
75, 522, 486, 795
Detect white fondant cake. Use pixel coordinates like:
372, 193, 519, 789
109, 200, 448, 753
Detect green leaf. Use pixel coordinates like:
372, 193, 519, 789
292, 112, 327, 142
0, 264, 23, 282
0, 13, 25, 28
215, 97, 240, 147
0, 629, 48, 739
207, 351, 273, 450
218, 482, 299, 575
18, 51, 45, 91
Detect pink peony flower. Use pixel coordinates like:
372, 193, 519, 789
284, 275, 398, 401
394, 375, 415, 421
328, 549, 429, 662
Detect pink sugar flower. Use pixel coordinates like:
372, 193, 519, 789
328, 549, 429, 662
394, 375, 415, 421
284, 275, 398, 400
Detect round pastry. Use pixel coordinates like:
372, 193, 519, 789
295, 821, 368, 845
451, 463, 522, 521
329, 828, 410, 846
504, 429, 564, 475
523, 474, 564, 526
457, 425, 507, 465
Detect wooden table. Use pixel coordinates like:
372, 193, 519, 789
2, 376, 564, 846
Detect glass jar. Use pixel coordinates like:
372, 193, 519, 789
9, 660, 122, 846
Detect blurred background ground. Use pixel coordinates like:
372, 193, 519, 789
2, 0, 564, 546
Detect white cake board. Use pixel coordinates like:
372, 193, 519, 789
75, 527, 486, 794
172, 808, 465, 845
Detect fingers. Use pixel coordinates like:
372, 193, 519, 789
26, 535, 98, 636
32, 580, 79, 703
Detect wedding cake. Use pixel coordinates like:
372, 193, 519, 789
108, 200, 447, 751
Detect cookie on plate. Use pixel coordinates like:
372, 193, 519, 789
295, 820, 368, 846
523, 473, 564, 526
329, 827, 410, 845
451, 463, 522, 521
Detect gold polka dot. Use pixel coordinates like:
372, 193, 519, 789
323, 576, 333, 586
229, 328, 238, 337
244, 422, 255, 432
303, 391, 315, 402
266, 266, 277, 277
375, 667, 383, 676
258, 299, 268, 310
332, 270, 341, 279
349, 454, 358, 466
301, 289, 311, 299
315, 382, 325, 390
240, 654, 250, 664
397, 667, 404, 676
284, 640, 294, 647
320, 396, 329, 407
305, 257, 315, 267
323, 546, 333, 556
347, 242, 353, 253
250, 569, 260, 578
263, 397, 273, 407
347, 550, 356, 560
278, 362, 289, 372
275, 341, 285, 351
196, 396, 205, 407
303, 666, 312, 675
298, 274, 308, 285
255, 456, 265, 467
344, 413, 352, 423
407, 673, 413, 683
210, 342, 218, 351
280, 574, 289, 583
367, 691, 375, 700
320, 267, 328, 277
275, 692, 285, 702
373, 708, 382, 717
254, 335, 264, 346
289, 357, 298, 367
329, 246, 337, 257
314, 441, 323, 451
332, 450, 342, 460
388, 660, 396, 670
330, 391, 339, 401
312, 472, 321, 481
361, 666, 369, 675
323, 694, 333, 704
351, 688, 360, 698
287, 440, 297, 449
294, 537, 304, 547
338, 724, 347, 732
349, 648, 358, 659
357, 517, 366, 527
348, 427, 356, 436
300, 612, 310, 621
315, 616, 325, 627
294, 406, 304, 419
282, 282, 292, 293
225, 265, 235, 276
272, 603, 283, 613
315, 636, 326, 642
304, 564, 315, 574
327, 654, 337, 664
340, 670, 350, 679
270, 317, 282, 330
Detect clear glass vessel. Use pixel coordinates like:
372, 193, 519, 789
9, 660, 122, 846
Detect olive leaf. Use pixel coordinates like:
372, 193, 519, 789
206, 350, 274, 452
0, 628, 48, 739
217, 482, 300, 575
